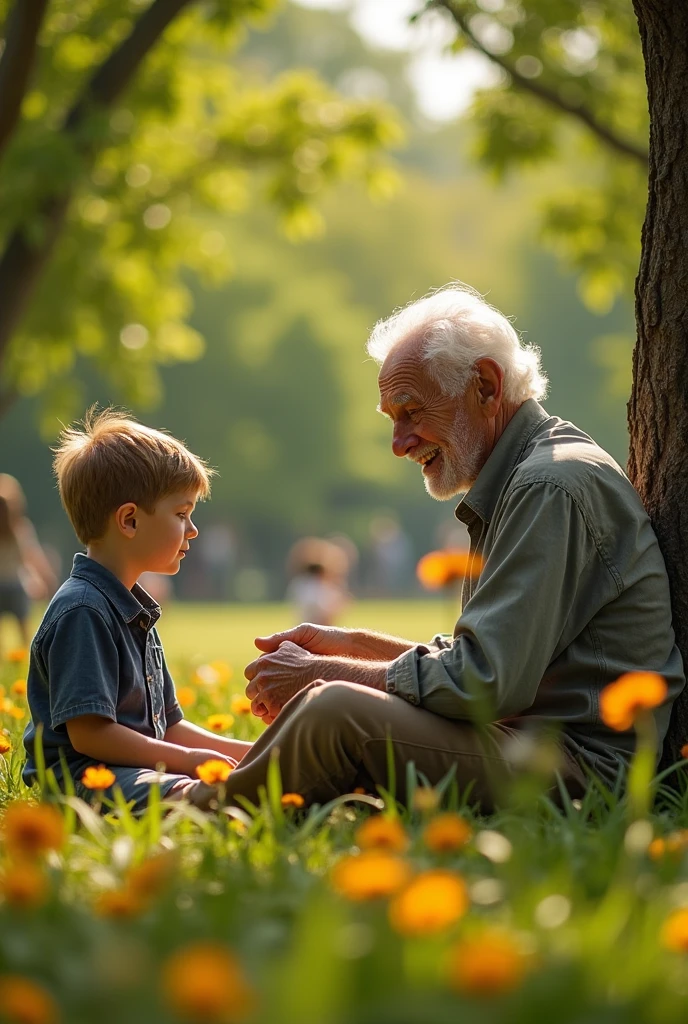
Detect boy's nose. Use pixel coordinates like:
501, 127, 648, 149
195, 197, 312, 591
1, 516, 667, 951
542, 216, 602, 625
187, 520, 199, 540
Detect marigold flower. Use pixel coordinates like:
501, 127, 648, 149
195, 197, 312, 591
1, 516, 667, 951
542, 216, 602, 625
0, 699, 17, 715
81, 765, 116, 790
210, 660, 232, 685
389, 870, 468, 935
681, 743, 688, 760
355, 815, 409, 853
162, 942, 254, 1022
448, 929, 529, 996
423, 813, 472, 853
93, 888, 145, 919
331, 851, 411, 901
196, 759, 233, 785
416, 549, 483, 590
5, 648, 27, 664
127, 851, 178, 900
0, 736, 11, 756
281, 793, 305, 809
206, 713, 235, 733
7, 705, 25, 721
3, 802, 64, 859
176, 686, 196, 709
230, 695, 252, 717
661, 907, 688, 953
412, 787, 440, 812
0, 862, 48, 909
649, 831, 688, 860
0, 975, 59, 1024
10, 680, 27, 697
599, 672, 668, 731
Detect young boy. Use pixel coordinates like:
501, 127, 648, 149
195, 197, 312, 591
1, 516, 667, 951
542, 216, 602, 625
23, 408, 251, 811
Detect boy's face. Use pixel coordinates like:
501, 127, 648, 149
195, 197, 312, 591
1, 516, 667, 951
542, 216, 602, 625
131, 490, 200, 575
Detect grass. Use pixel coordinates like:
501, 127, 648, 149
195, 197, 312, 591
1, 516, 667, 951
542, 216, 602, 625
0, 602, 687, 1024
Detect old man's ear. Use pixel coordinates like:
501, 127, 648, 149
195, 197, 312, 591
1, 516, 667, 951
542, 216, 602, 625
473, 358, 504, 417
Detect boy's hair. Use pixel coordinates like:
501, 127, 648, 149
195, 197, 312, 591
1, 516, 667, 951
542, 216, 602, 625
53, 407, 214, 544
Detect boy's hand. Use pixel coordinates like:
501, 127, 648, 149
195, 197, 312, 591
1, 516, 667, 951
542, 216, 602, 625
183, 748, 237, 777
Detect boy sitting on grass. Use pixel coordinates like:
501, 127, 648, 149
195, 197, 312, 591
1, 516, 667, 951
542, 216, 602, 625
22, 408, 251, 811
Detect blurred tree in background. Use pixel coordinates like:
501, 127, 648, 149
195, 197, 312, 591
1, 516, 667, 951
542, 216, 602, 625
0, 0, 400, 426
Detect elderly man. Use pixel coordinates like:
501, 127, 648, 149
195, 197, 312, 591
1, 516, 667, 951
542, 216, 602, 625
226, 284, 684, 807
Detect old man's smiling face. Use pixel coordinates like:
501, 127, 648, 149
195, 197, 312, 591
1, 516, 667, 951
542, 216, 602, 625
377, 339, 488, 500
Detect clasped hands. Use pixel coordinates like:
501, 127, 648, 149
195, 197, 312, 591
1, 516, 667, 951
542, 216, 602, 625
243, 623, 352, 725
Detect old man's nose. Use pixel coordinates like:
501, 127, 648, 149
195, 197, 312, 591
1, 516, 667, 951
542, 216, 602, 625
391, 426, 420, 458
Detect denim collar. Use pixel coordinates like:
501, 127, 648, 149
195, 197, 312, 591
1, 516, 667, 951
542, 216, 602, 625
455, 398, 550, 527
70, 553, 161, 628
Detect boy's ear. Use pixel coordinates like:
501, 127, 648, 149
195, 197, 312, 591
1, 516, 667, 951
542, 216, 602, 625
115, 502, 138, 538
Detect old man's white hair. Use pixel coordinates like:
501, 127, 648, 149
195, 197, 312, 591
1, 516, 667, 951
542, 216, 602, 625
367, 283, 548, 404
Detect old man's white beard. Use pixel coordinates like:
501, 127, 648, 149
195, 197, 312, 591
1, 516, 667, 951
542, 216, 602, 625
424, 408, 483, 501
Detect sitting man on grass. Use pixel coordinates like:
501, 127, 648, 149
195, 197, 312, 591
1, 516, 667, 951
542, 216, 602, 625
23, 409, 251, 811
228, 283, 685, 808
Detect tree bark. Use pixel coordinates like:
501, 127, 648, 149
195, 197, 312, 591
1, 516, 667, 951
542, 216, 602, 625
0, 0, 197, 382
0, 0, 50, 160
629, 0, 688, 769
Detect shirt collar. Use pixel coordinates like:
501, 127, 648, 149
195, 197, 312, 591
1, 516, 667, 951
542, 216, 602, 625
455, 398, 550, 526
70, 553, 161, 628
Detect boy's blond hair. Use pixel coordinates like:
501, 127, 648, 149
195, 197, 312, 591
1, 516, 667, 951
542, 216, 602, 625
53, 407, 213, 543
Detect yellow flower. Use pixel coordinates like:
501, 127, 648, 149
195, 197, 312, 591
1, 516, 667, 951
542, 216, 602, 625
127, 851, 177, 900
162, 942, 254, 1022
206, 714, 235, 733
423, 813, 472, 853
0, 975, 59, 1024
6, 648, 27, 664
600, 672, 668, 731
389, 870, 468, 935
3, 802, 64, 859
416, 550, 483, 590
10, 680, 27, 698
1, 699, 18, 715
448, 929, 529, 996
0, 862, 48, 909
331, 851, 411, 901
81, 765, 116, 790
281, 793, 305, 809
210, 661, 233, 685
7, 705, 25, 721
195, 662, 232, 687
176, 686, 196, 709
196, 759, 233, 785
0, 736, 11, 756
230, 695, 252, 717
661, 907, 688, 953
93, 888, 145, 919
649, 831, 688, 860
355, 815, 409, 853
412, 788, 440, 812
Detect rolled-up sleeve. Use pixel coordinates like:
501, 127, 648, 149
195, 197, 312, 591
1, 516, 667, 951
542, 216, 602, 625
386, 481, 609, 721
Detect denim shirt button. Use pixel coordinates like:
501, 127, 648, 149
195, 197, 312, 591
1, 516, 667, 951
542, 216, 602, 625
153, 713, 159, 722
139, 619, 147, 629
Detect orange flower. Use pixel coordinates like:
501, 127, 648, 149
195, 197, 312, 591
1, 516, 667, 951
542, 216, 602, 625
661, 907, 688, 953
127, 851, 178, 900
423, 813, 472, 853
81, 765, 116, 790
162, 942, 254, 1022
416, 550, 483, 590
331, 851, 411, 901
230, 695, 252, 717
210, 661, 233, 685
10, 680, 27, 697
681, 743, 688, 760
176, 686, 196, 709
7, 705, 25, 721
355, 815, 409, 853
281, 793, 305, 809
3, 802, 64, 859
93, 888, 145, 919
0, 736, 11, 756
0, 862, 48, 909
599, 672, 668, 731
448, 929, 529, 996
649, 831, 688, 860
196, 759, 233, 785
389, 870, 468, 935
206, 714, 235, 733
5, 649, 27, 664
412, 788, 440, 812
0, 975, 59, 1024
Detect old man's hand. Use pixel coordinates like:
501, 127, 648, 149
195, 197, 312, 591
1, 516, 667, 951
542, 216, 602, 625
244, 640, 320, 724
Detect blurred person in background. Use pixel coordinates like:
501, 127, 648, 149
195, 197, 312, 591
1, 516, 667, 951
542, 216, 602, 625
368, 514, 413, 595
286, 537, 350, 627
0, 475, 57, 652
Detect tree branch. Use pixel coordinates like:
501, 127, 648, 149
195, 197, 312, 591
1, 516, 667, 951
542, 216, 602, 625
0, 0, 50, 160
432, 0, 649, 167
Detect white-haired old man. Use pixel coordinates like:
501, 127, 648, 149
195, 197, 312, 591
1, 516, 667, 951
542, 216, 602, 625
227, 284, 684, 808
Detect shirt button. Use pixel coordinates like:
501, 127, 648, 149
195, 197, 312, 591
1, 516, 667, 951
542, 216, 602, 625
153, 713, 159, 722
139, 620, 147, 629
146, 675, 152, 683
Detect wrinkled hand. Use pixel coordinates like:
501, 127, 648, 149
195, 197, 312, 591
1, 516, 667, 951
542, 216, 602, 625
254, 622, 353, 658
184, 748, 237, 778
244, 640, 322, 724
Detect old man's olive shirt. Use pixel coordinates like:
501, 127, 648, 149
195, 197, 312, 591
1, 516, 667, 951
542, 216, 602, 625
386, 399, 685, 784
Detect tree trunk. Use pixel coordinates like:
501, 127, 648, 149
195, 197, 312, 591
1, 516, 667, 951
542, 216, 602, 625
629, 1, 688, 769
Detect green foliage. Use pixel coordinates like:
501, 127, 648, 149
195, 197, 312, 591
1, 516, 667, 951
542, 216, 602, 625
0, 0, 402, 422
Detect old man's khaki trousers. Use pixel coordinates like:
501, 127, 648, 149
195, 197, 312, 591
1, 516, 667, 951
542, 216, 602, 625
223, 680, 587, 809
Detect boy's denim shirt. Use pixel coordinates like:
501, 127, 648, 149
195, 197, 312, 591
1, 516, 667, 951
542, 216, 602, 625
22, 553, 183, 787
